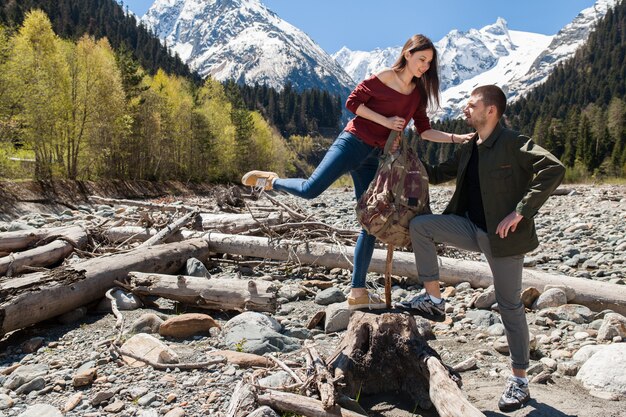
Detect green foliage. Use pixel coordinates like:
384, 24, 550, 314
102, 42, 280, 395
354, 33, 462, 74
0, 9, 300, 183
234, 338, 247, 353
564, 161, 592, 183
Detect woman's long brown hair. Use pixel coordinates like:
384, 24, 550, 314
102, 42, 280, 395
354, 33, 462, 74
392, 34, 440, 110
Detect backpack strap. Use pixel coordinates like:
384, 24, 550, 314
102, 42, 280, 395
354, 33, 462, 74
383, 131, 400, 155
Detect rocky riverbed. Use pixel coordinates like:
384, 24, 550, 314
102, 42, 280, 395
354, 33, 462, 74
0, 183, 625, 417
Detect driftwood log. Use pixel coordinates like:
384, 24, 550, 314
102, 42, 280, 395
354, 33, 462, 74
0, 226, 85, 253
127, 272, 278, 313
203, 233, 626, 315
0, 238, 211, 336
257, 390, 366, 417
0, 226, 88, 277
328, 312, 485, 417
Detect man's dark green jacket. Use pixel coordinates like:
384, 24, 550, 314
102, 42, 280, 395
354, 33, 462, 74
424, 123, 565, 257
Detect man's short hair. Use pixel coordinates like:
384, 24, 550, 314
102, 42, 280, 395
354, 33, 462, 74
471, 85, 507, 118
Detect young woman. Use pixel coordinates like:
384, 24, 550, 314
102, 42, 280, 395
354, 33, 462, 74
242, 34, 473, 310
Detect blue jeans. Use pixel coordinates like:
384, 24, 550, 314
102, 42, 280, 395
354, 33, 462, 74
273, 131, 381, 288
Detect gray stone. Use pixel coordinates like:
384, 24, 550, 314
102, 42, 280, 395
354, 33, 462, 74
314, 287, 345, 305
526, 362, 544, 375
120, 334, 179, 367
246, 406, 280, 417
130, 313, 164, 334
472, 286, 496, 309
283, 327, 312, 340
576, 343, 626, 399
223, 312, 281, 333
17, 404, 62, 417
223, 322, 300, 355
278, 284, 307, 301
3, 364, 49, 390
487, 323, 506, 336
465, 310, 500, 328
15, 377, 45, 395
0, 393, 14, 410
324, 302, 351, 333
534, 288, 567, 309
138, 392, 158, 406
557, 360, 580, 376
544, 284, 576, 302
573, 345, 606, 364
597, 313, 626, 341
540, 304, 594, 324
540, 357, 558, 371
258, 371, 294, 388
186, 258, 211, 278
493, 336, 509, 354
91, 390, 115, 406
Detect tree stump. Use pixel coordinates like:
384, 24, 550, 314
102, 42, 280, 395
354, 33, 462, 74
328, 312, 485, 417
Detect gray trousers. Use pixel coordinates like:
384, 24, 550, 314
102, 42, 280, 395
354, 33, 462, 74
410, 213, 529, 370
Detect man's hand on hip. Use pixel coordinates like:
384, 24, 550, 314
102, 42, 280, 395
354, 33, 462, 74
496, 211, 523, 238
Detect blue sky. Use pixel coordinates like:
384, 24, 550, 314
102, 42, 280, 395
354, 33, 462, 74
122, 0, 599, 53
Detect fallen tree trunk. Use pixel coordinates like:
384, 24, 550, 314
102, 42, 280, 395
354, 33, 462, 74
328, 312, 484, 417
0, 225, 86, 253
0, 238, 211, 336
128, 272, 278, 313
101, 212, 285, 243
0, 226, 88, 277
199, 212, 284, 233
203, 233, 626, 315
257, 390, 366, 417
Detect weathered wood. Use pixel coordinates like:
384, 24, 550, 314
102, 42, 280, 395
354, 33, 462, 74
103, 226, 160, 244
305, 341, 336, 409
426, 357, 485, 417
328, 312, 483, 417
137, 209, 198, 248
257, 390, 366, 417
0, 225, 86, 253
199, 212, 283, 233
128, 272, 278, 313
328, 312, 435, 409
202, 233, 626, 315
384, 245, 393, 308
0, 238, 211, 336
0, 226, 88, 277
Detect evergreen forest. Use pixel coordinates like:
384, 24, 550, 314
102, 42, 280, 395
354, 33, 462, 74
507, 0, 626, 180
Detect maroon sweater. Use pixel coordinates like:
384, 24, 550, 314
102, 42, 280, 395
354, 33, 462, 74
344, 75, 432, 148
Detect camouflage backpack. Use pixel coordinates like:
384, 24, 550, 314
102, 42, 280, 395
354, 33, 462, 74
356, 131, 431, 247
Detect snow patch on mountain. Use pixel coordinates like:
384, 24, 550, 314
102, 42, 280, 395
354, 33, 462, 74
142, 0, 353, 95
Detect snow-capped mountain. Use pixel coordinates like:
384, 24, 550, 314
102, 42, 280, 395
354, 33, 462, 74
332, 46, 401, 89
437, 24, 552, 119
142, 0, 353, 95
334, 0, 616, 119
505, 0, 619, 102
